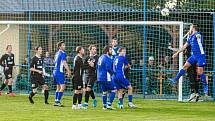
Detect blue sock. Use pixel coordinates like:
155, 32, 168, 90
200, 73, 207, 85
55, 92, 59, 102
109, 92, 116, 106
102, 94, 107, 108
128, 95, 133, 103
57, 92, 63, 102
175, 69, 186, 81
119, 98, 123, 105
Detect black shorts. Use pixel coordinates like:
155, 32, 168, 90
85, 76, 96, 88
73, 78, 83, 90
31, 76, 46, 89
4, 69, 12, 80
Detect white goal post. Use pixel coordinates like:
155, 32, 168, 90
0, 21, 184, 101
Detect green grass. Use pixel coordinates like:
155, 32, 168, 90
0, 94, 215, 121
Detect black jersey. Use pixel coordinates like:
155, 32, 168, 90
0, 53, 15, 70
73, 55, 84, 81
30, 56, 44, 77
83, 54, 99, 77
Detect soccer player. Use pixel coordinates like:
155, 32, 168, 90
28, 46, 49, 104
0, 45, 16, 96
168, 25, 208, 95
72, 46, 85, 109
111, 38, 119, 60
82, 45, 99, 108
113, 47, 137, 109
97, 45, 116, 110
53, 41, 71, 107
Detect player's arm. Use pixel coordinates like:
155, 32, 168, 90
63, 60, 71, 77
83, 57, 90, 70
172, 42, 189, 58
30, 58, 43, 74
0, 55, 4, 67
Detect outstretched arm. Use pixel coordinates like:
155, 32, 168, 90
172, 42, 189, 58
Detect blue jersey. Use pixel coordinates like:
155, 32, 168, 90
97, 54, 114, 82
187, 32, 205, 57
53, 50, 67, 75
113, 56, 128, 78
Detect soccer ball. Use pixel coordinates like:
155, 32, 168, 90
161, 8, 170, 16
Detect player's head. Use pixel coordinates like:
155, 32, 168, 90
148, 56, 154, 65
6, 45, 12, 53
103, 45, 112, 56
190, 25, 199, 34
111, 38, 118, 47
89, 44, 97, 55
57, 41, 65, 51
45, 51, 50, 57
35, 46, 42, 55
118, 47, 126, 56
76, 46, 84, 56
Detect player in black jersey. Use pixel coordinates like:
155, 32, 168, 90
28, 46, 49, 104
72, 46, 85, 109
0, 45, 16, 96
82, 45, 99, 108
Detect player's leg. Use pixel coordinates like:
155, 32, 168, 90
28, 82, 38, 104
107, 81, 116, 110
98, 82, 108, 109
43, 84, 49, 104
118, 89, 124, 109
54, 73, 65, 106
168, 56, 195, 85
188, 64, 197, 101
77, 89, 83, 109
57, 84, 65, 105
84, 78, 97, 108
0, 79, 8, 95
73, 81, 83, 109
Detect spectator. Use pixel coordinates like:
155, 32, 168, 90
43, 51, 54, 66
146, 56, 157, 95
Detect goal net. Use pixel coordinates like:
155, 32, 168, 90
0, 21, 190, 101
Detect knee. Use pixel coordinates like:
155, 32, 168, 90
44, 85, 48, 90
128, 86, 132, 91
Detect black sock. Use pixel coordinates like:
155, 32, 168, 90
29, 92, 36, 98
73, 93, 78, 105
90, 90, 95, 99
195, 81, 199, 94
44, 90, 49, 103
122, 93, 125, 99
78, 93, 82, 104
0, 83, 6, 91
8, 85, 12, 93
85, 91, 90, 103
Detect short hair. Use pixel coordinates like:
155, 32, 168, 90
192, 25, 199, 31
57, 41, 64, 49
88, 44, 96, 51
103, 45, 112, 54
111, 38, 118, 42
118, 47, 125, 53
34, 46, 42, 51
6, 45, 12, 50
76, 46, 83, 53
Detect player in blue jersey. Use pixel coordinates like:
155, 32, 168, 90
53, 41, 71, 107
113, 47, 137, 109
111, 38, 119, 60
168, 25, 208, 95
97, 45, 116, 110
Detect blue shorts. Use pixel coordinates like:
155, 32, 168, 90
53, 72, 65, 85
113, 76, 131, 90
98, 81, 116, 92
187, 55, 206, 67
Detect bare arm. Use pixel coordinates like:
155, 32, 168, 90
62, 60, 71, 77
172, 42, 189, 58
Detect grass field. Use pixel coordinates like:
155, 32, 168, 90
0, 94, 215, 121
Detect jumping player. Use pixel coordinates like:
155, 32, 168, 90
97, 46, 116, 110
28, 46, 49, 104
53, 41, 71, 107
0, 45, 16, 96
82, 45, 99, 108
72, 46, 84, 109
113, 47, 137, 109
168, 25, 208, 95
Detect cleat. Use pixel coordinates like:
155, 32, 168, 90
119, 105, 124, 109
54, 102, 60, 106
102, 107, 107, 110
195, 94, 200, 102
128, 103, 138, 109
168, 78, 177, 86
72, 105, 77, 109
92, 99, 97, 107
45, 102, 49, 105
28, 96, 34, 104
203, 84, 208, 94
82, 103, 88, 109
188, 93, 196, 102
8, 93, 16, 97
107, 105, 116, 110
77, 104, 85, 109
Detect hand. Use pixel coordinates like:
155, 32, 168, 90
172, 53, 178, 58
38, 70, 43, 75
88, 61, 94, 67
5, 67, 9, 70
66, 70, 71, 78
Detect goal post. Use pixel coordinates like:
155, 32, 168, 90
0, 21, 184, 101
